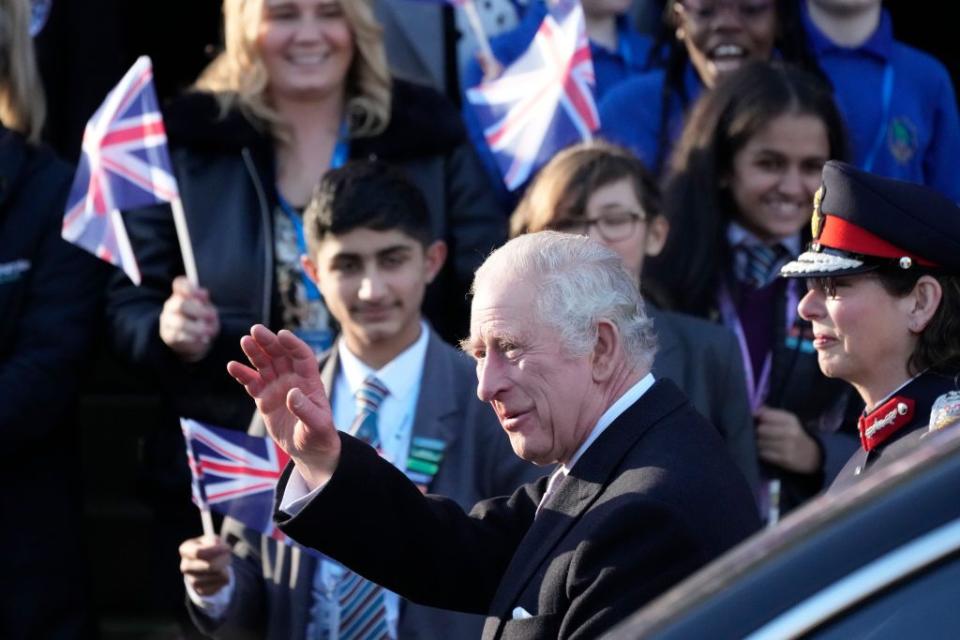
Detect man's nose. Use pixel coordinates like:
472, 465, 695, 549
476, 353, 509, 403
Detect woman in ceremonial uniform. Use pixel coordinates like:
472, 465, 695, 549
779, 160, 960, 490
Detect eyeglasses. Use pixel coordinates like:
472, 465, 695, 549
805, 274, 875, 299
678, 0, 775, 23
806, 277, 840, 298
548, 211, 646, 242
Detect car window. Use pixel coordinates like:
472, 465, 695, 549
805, 551, 960, 639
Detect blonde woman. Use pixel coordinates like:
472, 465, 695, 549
107, 0, 504, 431
2, 0, 104, 635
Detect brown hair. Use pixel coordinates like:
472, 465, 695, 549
510, 140, 661, 239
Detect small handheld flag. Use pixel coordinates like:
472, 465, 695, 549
62, 55, 198, 286
466, 0, 599, 190
181, 418, 292, 541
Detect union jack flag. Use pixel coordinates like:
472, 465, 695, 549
181, 418, 291, 541
466, 0, 598, 190
62, 56, 180, 285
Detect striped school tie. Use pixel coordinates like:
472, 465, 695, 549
350, 375, 389, 449
736, 243, 789, 290
336, 374, 390, 640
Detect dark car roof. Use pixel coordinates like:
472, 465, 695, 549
606, 426, 960, 639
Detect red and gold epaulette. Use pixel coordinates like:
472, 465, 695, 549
858, 396, 915, 452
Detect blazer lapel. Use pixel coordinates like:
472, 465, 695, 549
486, 380, 688, 619
320, 344, 339, 400
407, 329, 461, 491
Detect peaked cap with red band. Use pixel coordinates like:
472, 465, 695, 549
781, 161, 960, 278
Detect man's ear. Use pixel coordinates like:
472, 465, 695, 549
644, 215, 670, 258
907, 275, 943, 334
301, 254, 321, 287
592, 319, 621, 383
424, 240, 448, 284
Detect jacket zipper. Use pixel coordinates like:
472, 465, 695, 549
242, 147, 273, 325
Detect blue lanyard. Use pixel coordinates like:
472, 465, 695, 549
277, 129, 351, 302
863, 64, 895, 172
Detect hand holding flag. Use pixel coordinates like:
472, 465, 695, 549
62, 55, 198, 286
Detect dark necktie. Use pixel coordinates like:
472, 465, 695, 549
736, 243, 789, 289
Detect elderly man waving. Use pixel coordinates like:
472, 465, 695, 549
228, 231, 759, 640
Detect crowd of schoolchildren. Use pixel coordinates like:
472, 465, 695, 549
2, 0, 959, 638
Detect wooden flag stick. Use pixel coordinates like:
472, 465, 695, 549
170, 197, 199, 287
199, 507, 216, 538
460, 0, 496, 71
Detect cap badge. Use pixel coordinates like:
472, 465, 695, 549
929, 391, 960, 433
899, 256, 913, 269
811, 185, 825, 240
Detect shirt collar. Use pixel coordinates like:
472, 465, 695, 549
562, 372, 656, 474
727, 221, 802, 254
337, 320, 429, 404
802, 3, 894, 62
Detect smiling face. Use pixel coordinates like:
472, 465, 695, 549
305, 228, 444, 362
674, 0, 778, 89
798, 274, 918, 400
257, 0, 355, 102
465, 276, 600, 466
728, 111, 829, 243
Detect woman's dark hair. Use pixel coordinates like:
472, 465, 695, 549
646, 0, 826, 176
649, 60, 848, 316
875, 270, 960, 375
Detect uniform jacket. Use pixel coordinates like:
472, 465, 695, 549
0, 125, 105, 638
275, 378, 760, 640
106, 80, 505, 429
831, 370, 960, 491
188, 328, 541, 639
648, 305, 760, 492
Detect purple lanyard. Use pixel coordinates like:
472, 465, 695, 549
718, 280, 799, 412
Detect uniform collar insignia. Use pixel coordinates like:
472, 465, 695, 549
858, 396, 915, 452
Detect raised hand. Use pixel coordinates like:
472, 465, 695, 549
227, 324, 340, 489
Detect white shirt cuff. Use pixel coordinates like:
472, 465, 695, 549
185, 565, 235, 621
278, 465, 328, 515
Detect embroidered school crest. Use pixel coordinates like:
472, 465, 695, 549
888, 116, 919, 165
810, 185, 825, 240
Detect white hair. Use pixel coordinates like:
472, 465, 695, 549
473, 231, 657, 369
